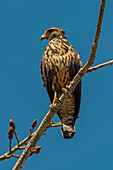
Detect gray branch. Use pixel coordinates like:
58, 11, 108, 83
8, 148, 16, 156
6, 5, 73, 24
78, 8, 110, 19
87, 60, 113, 72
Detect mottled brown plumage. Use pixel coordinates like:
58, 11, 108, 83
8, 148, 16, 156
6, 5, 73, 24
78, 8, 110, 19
40, 27, 82, 139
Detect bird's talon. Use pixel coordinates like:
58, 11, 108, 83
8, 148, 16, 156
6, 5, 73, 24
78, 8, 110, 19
52, 105, 56, 108
66, 85, 69, 88
62, 85, 69, 92
49, 104, 56, 108
55, 98, 59, 103
49, 104, 53, 108
62, 88, 66, 92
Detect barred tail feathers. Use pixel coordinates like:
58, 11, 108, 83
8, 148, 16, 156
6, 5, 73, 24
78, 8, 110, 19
61, 123, 75, 139
58, 94, 77, 139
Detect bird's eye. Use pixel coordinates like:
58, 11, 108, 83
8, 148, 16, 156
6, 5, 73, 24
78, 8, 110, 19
52, 34, 56, 38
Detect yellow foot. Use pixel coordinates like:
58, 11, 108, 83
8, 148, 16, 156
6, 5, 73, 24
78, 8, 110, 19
49, 103, 56, 108
62, 88, 66, 92
62, 85, 71, 98
62, 85, 69, 92
66, 85, 69, 88
54, 98, 59, 103
49, 98, 59, 108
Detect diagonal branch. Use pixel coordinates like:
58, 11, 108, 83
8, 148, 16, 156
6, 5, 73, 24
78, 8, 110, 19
1, 59, 112, 160
1, 61, 112, 161
87, 60, 113, 72
13, 0, 106, 169
0, 58, 112, 161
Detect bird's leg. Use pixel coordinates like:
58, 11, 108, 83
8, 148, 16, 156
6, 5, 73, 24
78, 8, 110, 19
49, 92, 59, 108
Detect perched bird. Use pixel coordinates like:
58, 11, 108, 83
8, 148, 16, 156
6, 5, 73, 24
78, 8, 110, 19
40, 27, 82, 139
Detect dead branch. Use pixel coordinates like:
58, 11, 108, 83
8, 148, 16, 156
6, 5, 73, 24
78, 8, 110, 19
50, 122, 61, 127
87, 60, 113, 72
0, 121, 61, 161
1, 58, 112, 161
12, 0, 106, 169
0, 119, 37, 161
14, 131, 19, 146
12, 155, 20, 159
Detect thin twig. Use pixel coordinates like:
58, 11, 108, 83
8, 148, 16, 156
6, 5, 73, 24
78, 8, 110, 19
1, 57, 111, 161
28, 128, 34, 139
0, 121, 60, 161
1, 154, 12, 161
12, 154, 20, 158
13, 1, 106, 169
9, 139, 11, 154
1, 56, 111, 161
49, 122, 61, 128
87, 60, 113, 72
14, 131, 19, 146
0, 154, 20, 161
18, 147, 26, 150
0, 133, 34, 161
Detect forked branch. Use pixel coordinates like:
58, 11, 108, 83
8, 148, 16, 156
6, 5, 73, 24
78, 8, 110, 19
12, 0, 106, 169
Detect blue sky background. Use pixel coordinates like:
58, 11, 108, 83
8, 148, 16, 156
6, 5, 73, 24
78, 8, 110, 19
0, 0, 113, 169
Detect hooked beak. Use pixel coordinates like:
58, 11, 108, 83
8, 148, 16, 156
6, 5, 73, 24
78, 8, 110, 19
41, 34, 47, 41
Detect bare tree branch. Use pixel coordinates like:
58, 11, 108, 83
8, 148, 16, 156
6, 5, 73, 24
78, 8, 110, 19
1, 58, 112, 162
50, 122, 61, 127
12, 0, 106, 169
87, 60, 113, 72
0, 0, 108, 166
12, 155, 20, 159
1, 58, 112, 161
0, 121, 61, 161
14, 131, 19, 146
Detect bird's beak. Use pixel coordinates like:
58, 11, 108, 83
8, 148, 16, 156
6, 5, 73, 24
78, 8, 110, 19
41, 33, 47, 41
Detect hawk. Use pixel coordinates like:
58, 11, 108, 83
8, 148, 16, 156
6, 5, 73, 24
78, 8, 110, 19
40, 27, 82, 139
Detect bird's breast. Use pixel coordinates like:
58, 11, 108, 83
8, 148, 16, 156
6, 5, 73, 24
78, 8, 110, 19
44, 39, 75, 91
45, 54, 74, 90
53, 55, 70, 88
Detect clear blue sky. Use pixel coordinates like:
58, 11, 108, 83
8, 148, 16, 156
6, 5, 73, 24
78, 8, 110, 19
0, 0, 113, 169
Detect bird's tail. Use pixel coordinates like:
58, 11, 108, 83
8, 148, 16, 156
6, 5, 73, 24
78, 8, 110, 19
57, 93, 79, 139
61, 123, 75, 139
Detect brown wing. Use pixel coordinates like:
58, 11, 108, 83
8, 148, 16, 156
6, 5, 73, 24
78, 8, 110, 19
56, 49, 82, 121
40, 47, 54, 103
73, 58, 82, 120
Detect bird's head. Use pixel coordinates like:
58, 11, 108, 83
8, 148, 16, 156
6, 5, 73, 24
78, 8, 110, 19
41, 27, 66, 41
